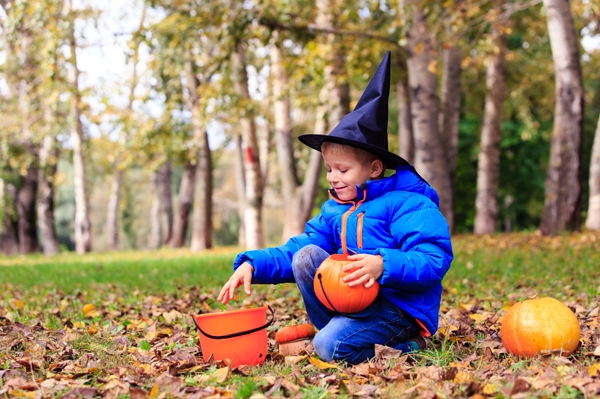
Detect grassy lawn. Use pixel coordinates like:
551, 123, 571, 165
1, 233, 599, 398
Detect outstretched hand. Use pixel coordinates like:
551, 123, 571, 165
342, 254, 383, 288
217, 262, 254, 305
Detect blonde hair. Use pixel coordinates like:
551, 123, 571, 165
321, 141, 385, 178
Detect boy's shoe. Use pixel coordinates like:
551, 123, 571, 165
405, 334, 429, 352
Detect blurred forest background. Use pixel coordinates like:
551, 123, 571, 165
1, 0, 600, 255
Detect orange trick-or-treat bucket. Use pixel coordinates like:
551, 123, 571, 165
192, 305, 274, 367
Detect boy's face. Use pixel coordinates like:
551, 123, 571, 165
323, 150, 379, 201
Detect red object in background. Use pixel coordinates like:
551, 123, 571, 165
245, 147, 254, 164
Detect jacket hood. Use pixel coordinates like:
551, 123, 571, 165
359, 165, 440, 207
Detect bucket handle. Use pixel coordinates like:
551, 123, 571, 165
192, 305, 274, 340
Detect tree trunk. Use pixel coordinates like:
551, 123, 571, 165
585, 113, 600, 230
106, 16, 143, 251
190, 133, 213, 251
232, 42, 264, 250
396, 4, 413, 164
0, 180, 19, 255
70, 27, 92, 254
16, 161, 40, 254
474, 29, 507, 235
149, 169, 163, 249
184, 60, 213, 252
406, 4, 454, 228
233, 133, 246, 247
38, 135, 60, 255
169, 160, 196, 248
397, 69, 414, 164
540, 0, 583, 235
159, 160, 174, 244
439, 45, 461, 231
106, 170, 122, 250
270, 36, 302, 240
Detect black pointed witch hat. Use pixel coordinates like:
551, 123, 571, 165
298, 51, 409, 169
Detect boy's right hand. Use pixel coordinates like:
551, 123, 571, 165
217, 262, 254, 305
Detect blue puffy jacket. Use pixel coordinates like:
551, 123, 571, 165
233, 165, 453, 335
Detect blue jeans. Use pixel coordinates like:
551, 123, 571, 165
291, 245, 419, 365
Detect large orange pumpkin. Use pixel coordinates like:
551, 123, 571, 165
313, 254, 379, 313
501, 297, 580, 357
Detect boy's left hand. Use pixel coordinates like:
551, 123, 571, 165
342, 254, 383, 288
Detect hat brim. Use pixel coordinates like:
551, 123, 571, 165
298, 134, 409, 170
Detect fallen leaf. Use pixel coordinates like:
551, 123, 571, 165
589, 363, 600, 377
148, 383, 158, 399
374, 344, 403, 359
453, 370, 471, 384
82, 304, 97, 318
280, 378, 300, 394
284, 355, 307, 365
510, 377, 531, 396
308, 356, 338, 370
482, 383, 497, 395
211, 366, 229, 383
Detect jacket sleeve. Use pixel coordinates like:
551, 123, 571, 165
233, 212, 337, 284
374, 194, 453, 291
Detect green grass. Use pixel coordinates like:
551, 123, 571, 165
0, 248, 236, 294
446, 234, 600, 305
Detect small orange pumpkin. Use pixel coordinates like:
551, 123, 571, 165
313, 254, 379, 313
501, 297, 580, 357
276, 324, 316, 356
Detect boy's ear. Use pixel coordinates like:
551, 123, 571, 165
370, 159, 384, 178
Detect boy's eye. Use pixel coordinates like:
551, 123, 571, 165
339, 170, 348, 173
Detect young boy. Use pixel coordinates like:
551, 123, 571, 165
217, 51, 453, 365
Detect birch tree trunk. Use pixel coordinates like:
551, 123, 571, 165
270, 0, 347, 241
69, 26, 92, 254
394, 14, 414, 164
169, 160, 196, 247
439, 45, 461, 202
397, 71, 414, 164
232, 42, 264, 249
38, 135, 60, 255
185, 60, 213, 252
406, 4, 454, 228
149, 169, 163, 249
474, 29, 507, 234
106, 170, 122, 249
106, 12, 143, 251
0, 180, 19, 255
540, 0, 583, 235
270, 37, 327, 240
271, 36, 301, 240
316, 0, 350, 126
233, 133, 246, 247
585, 114, 600, 230
160, 160, 174, 244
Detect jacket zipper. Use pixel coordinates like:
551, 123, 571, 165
340, 190, 367, 254
357, 212, 364, 249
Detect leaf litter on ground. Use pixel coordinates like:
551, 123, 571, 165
1, 232, 600, 398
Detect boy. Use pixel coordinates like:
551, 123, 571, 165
217, 51, 453, 365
